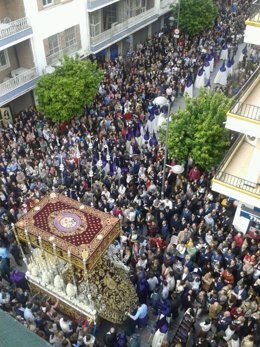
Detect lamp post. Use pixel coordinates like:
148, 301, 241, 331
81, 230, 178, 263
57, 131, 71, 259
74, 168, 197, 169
59, 154, 65, 184
153, 96, 170, 199
75, 143, 80, 176
89, 165, 94, 204
97, 152, 103, 181
169, 0, 181, 30
177, 0, 181, 30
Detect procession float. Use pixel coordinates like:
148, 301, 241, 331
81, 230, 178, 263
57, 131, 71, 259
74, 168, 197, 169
14, 193, 137, 324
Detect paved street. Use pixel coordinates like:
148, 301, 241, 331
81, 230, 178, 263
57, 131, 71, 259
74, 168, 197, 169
171, 43, 245, 114
95, 42, 246, 347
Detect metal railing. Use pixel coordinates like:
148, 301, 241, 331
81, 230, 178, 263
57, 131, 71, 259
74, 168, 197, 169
160, 0, 178, 9
230, 101, 260, 120
0, 17, 31, 39
247, 0, 260, 23
214, 134, 260, 196
90, 7, 157, 44
0, 67, 38, 96
46, 42, 81, 65
215, 171, 259, 195
232, 65, 260, 102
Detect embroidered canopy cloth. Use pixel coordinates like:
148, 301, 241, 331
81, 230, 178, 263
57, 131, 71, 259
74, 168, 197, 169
15, 193, 121, 271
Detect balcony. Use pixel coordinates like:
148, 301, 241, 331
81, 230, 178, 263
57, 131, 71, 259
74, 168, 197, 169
0, 17, 33, 49
226, 67, 260, 137
0, 67, 39, 107
46, 42, 82, 66
212, 135, 260, 208
160, 0, 178, 13
244, 0, 260, 45
90, 8, 158, 52
86, 0, 120, 12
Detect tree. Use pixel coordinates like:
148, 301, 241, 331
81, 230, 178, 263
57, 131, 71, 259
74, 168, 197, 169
171, 0, 218, 37
164, 90, 232, 170
36, 56, 103, 122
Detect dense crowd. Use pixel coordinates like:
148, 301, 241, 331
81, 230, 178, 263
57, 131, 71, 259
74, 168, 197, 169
0, 0, 259, 346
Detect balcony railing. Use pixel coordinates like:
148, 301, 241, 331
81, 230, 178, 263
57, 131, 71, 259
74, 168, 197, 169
213, 134, 260, 196
214, 171, 260, 195
160, 0, 177, 9
46, 42, 81, 65
0, 67, 38, 96
230, 102, 260, 121
0, 17, 31, 39
90, 8, 157, 46
233, 65, 260, 101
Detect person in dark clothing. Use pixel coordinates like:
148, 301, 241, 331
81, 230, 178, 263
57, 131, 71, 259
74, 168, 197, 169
0, 256, 10, 282
104, 327, 117, 347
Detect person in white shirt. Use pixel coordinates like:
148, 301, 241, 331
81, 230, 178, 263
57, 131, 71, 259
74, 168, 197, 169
127, 207, 136, 223
83, 333, 96, 346
136, 254, 147, 270
161, 281, 169, 300
147, 273, 159, 292
224, 325, 236, 341
199, 318, 211, 337
0, 289, 10, 306
23, 303, 35, 322
166, 271, 176, 292
228, 335, 240, 347
59, 316, 73, 334
118, 184, 126, 195
162, 198, 173, 209
102, 187, 110, 200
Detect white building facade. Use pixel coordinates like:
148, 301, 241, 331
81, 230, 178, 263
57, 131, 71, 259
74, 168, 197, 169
212, 1, 260, 234
0, 0, 176, 115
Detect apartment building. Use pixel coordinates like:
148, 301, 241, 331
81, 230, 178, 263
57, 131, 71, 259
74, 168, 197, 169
212, 1, 260, 234
0, 0, 175, 115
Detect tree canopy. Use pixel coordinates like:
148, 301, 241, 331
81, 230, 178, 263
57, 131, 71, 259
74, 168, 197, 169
164, 90, 232, 170
36, 56, 103, 122
171, 0, 218, 37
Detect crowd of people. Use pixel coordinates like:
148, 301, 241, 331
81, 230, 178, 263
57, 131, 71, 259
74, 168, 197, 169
0, 0, 259, 346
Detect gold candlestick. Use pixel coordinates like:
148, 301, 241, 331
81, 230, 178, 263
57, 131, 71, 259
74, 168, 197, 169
12, 223, 27, 265
24, 229, 32, 251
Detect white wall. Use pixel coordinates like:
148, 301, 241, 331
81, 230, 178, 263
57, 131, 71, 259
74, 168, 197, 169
225, 116, 260, 138
244, 24, 260, 46
23, 0, 89, 73
211, 179, 260, 208
233, 202, 250, 234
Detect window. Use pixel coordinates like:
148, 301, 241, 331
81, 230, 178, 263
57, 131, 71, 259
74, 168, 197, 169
90, 11, 101, 37
103, 4, 117, 31
48, 34, 61, 55
128, 0, 146, 17
64, 27, 76, 48
43, 0, 53, 6
0, 50, 10, 71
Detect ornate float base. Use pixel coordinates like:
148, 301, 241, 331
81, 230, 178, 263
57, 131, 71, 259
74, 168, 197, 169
28, 276, 97, 322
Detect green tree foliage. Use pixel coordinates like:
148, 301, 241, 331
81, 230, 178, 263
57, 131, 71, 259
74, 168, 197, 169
171, 0, 218, 36
165, 90, 232, 170
36, 56, 103, 122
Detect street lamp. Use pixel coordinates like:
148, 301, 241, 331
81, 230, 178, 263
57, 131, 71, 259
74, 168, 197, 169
153, 96, 170, 199
75, 143, 81, 177
170, 0, 181, 30
89, 165, 94, 204
97, 152, 103, 180
59, 154, 65, 184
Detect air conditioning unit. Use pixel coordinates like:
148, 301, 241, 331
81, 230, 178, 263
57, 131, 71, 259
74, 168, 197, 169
245, 135, 257, 146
